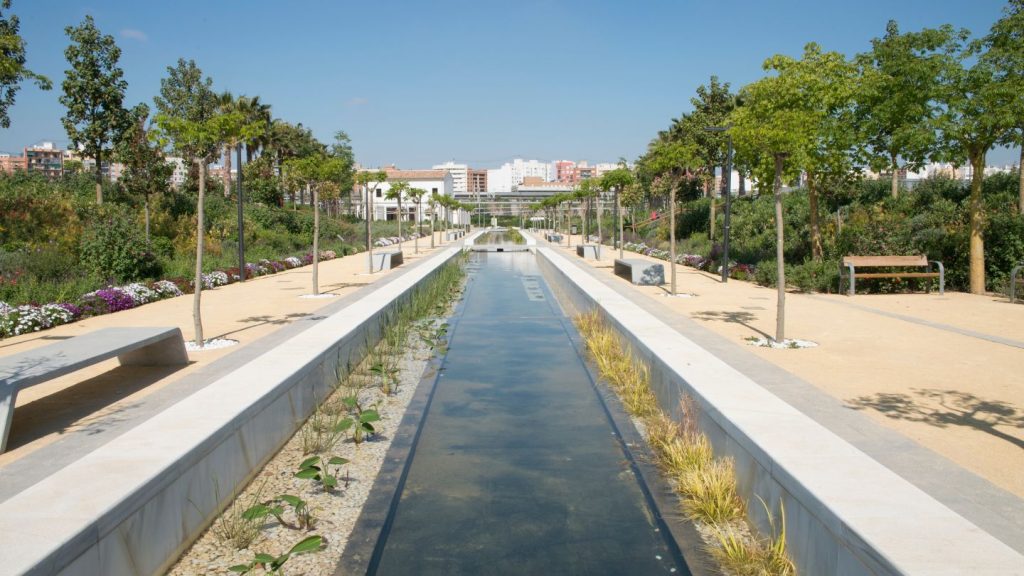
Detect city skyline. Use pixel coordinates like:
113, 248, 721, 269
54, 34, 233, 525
0, 0, 1019, 167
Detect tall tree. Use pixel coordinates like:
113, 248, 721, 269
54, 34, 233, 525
688, 76, 736, 239
854, 21, 962, 197
983, 0, 1024, 213
60, 15, 129, 204
117, 103, 172, 241
731, 49, 817, 343
600, 167, 634, 258
385, 180, 410, 252
637, 138, 699, 296
329, 130, 356, 214
152, 59, 259, 345
407, 186, 426, 254
0, 0, 51, 129
937, 33, 1015, 294
764, 43, 859, 261
284, 154, 347, 295
356, 170, 388, 271
215, 91, 237, 198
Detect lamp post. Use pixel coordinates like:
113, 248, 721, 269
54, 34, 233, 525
236, 143, 245, 282
706, 125, 733, 283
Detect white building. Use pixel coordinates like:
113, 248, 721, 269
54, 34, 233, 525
433, 161, 468, 193
166, 157, 188, 188
486, 158, 553, 192
356, 168, 469, 225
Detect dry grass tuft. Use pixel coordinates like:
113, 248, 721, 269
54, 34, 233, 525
678, 458, 746, 524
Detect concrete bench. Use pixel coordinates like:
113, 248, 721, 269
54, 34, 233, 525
0, 326, 188, 452
614, 258, 664, 286
370, 250, 403, 272
545, 233, 562, 243
840, 255, 944, 296
576, 244, 601, 260
445, 231, 464, 241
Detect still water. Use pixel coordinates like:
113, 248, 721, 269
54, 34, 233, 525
371, 252, 687, 575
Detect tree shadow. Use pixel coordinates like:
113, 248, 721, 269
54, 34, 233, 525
846, 388, 1024, 451
6, 363, 186, 451
214, 313, 313, 340
691, 310, 772, 341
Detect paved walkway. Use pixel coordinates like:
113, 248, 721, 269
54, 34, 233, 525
0, 233, 456, 500
542, 233, 1024, 553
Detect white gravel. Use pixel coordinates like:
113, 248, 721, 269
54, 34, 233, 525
169, 328, 440, 575
186, 338, 240, 352
746, 337, 818, 349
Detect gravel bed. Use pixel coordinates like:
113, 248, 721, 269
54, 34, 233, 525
168, 328, 440, 575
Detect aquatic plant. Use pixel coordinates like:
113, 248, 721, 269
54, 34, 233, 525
228, 535, 323, 574
295, 455, 350, 492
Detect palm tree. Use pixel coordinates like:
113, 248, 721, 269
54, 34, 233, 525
407, 186, 426, 254
385, 180, 409, 253
238, 95, 271, 161
215, 91, 237, 197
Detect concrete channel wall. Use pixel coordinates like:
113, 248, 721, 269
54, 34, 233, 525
536, 246, 1024, 576
0, 245, 467, 576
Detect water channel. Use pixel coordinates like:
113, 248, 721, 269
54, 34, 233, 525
369, 250, 688, 575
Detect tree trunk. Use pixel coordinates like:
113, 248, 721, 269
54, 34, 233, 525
596, 193, 603, 248
968, 151, 986, 294
95, 150, 103, 205
414, 201, 420, 254
739, 171, 746, 197
807, 172, 823, 261
223, 145, 232, 198
194, 159, 206, 345
430, 204, 435, 248
617, 190, 624, 259
773, 155, 786, 343
144, 195, 150, 242
1018, 145, 1023, 214
366, 185, 374, 273
710, 195, 717, 241
397, 196, 403, 253
670, 182, 677, 296
890, 153, 899, 198
313, 185, 320, 295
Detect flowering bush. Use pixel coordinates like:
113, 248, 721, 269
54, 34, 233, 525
320, 250, 336, 260
284, 256, 302, 268
152, 279, 184, 298
0, 301, 81, 337
120, 283, 158, 306
80, 288, 135, 316
200, 271, 230, 289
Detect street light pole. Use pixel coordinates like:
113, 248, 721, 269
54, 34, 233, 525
706, 125, 733, 283
236, 143, 245, 282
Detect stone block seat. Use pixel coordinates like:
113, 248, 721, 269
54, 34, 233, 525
614, 258, 664, 286
0, 326, 189, 452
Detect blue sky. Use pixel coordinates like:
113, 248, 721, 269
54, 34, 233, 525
2, 0, 1018, 167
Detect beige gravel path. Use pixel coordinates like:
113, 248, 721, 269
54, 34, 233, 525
0, 232, 455, 466
550, 233, 1024, 498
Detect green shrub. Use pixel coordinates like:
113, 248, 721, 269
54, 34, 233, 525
788, 259, 840, 293
79, 207, 162, 282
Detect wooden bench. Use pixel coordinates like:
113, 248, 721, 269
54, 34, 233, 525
576, 244, 601, 260
840, 255, 944, 296
370, 250, 403, 272
0, 327, 188, 452
1011, 263, 1024, 303
614, 258, 664, 286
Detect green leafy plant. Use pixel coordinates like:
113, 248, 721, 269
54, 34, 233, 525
228, 535, 323, 574
243, 494, 315, 531
335, 395, 381, 444
368, 360, 399, 395
295, 454, 349, 491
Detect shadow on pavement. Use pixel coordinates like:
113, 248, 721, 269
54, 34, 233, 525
846, 388, 1024, 451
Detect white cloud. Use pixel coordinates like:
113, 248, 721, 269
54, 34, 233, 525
345, 97, 368, 107
120, 29, 148, 42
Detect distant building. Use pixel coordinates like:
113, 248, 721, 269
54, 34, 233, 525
433, 161, 468, 193
0, 153, 26, 174
166, 157, 188, 188
355, 167, 469, 224
486, 158, 552, 192
553, 160, 576, 183
468, 169, 487, 194
24, 142, 63, 179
